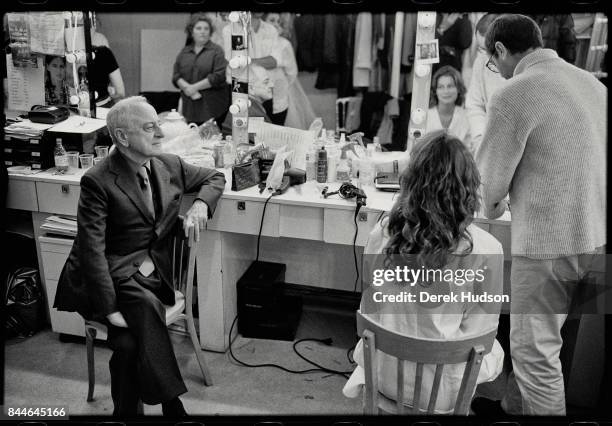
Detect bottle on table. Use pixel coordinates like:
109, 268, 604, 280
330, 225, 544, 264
336, 150, 351, 183
316, 146, 328, 183
305, 150, 316, 181
54, 139, 69, 173
223, 136, 235, 167
373, 136, 382, 152
214, 141, 224, 168
359, 149, 376, 187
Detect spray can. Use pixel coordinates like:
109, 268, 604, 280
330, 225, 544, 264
306, 150, 316, 181
214, 141, 224, 168
316, 146, 328, 183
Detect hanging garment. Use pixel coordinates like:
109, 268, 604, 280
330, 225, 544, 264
375, 98, 399, 145
358, 91, 392, 139
353, 12, 373, 88
294, 14, 324, 71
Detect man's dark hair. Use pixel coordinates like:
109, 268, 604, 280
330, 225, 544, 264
485, 14, 543, 55
476, 13, 500, 36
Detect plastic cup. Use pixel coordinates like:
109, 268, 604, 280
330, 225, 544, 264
93, 157, 104, 166
66, 151, 79, 170
79, 154, 94, 169
95, 145, 109, 158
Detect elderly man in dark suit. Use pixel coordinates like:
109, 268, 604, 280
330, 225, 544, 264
54, 96, 225, 418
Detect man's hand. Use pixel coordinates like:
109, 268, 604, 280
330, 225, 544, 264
184, 199, 209, 241
107, 311, 128, 328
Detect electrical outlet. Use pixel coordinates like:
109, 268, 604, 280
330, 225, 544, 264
237, 201, 246, 211
358, 211, 368, 222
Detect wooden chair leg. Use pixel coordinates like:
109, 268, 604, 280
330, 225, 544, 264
184, 316, 213, 386
85, 326, 97, 402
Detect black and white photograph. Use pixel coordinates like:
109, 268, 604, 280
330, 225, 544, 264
0, 4, 609, 425
416, 39, 440, 64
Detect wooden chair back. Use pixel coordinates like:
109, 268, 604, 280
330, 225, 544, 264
171, 216, 197, 316
356, 310, 497, 415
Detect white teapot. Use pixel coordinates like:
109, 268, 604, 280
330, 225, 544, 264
159, 109, 198, 142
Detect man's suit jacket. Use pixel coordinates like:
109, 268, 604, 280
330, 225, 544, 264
53, 149, 226, 321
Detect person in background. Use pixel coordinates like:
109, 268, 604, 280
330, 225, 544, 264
472, 14, 606, 416
173, 14, 229, 128
89, 45, 126, 107
53, 96, 226, 418
343, 131, 504, 413
465, 13, 507, 155
91, 14, 110, 48
263, 13, 316, 130
424, 65, 472, 152
222, 13, 285, 125
207, 12, 229, 48
433, 13, 473, 74
530, 14, 577, 64
44, 55, 70, 105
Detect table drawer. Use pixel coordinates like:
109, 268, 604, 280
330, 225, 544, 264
323, 208, 379, 246
279, 205, 323, 241
6, 179, 38, 211
36, 182, 80, 215
207, 198, 279, 237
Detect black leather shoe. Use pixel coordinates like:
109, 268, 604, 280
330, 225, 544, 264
471, 397, 507, 417
162, 397, 188, 418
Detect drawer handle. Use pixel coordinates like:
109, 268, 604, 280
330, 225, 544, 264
61, 184, 70, 194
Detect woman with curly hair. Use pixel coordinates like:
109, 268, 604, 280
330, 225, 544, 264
343, 131, 505, 414
425, 65, 473, 152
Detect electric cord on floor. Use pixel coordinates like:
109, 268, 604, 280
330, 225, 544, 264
293, 338, 353, 378
352, 205, 360, 293
228, 316, 353, 378
255, 193, 275, 262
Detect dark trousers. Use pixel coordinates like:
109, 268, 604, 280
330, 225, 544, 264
107, 272, 186, 416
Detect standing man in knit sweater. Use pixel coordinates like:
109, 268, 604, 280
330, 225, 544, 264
472, 14, 606, 416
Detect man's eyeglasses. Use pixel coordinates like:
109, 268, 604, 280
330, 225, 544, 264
486, 55, 499, 73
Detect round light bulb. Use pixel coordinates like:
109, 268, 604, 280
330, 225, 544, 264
412, 108, 426, 125
415, 64, 430, 78
420, 13, 436, 28
228, 12, 240, 23
229, 104, 240, 115
65, 53, 76, 63
69, 95, 80, 105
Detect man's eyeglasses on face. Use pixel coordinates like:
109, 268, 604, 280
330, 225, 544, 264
486, 55, 499, 73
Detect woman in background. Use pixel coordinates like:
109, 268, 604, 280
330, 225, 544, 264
343, 131, 504, 414
263, 13, 316, 130
45, 55, 70, 105
425, 65, 472, 152
173, 14, 229, 127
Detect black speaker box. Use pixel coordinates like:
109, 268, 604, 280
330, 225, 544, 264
237, 261, 302, 341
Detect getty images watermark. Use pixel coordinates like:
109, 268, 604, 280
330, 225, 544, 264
370, 264, 508, 304
359, 253, 610, 315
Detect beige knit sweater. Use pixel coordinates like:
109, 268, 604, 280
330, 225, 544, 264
476, 49, 606, 258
